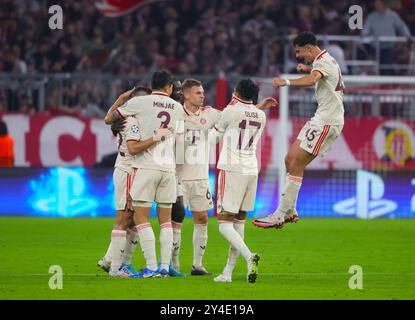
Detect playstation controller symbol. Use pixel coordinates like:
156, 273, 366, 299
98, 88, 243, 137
333, 170, 397, 219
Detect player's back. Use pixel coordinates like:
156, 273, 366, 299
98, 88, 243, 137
118, 91, 184, 172
216, 98, 266, 175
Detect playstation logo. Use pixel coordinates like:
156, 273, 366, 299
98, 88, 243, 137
333, 170, 397, 219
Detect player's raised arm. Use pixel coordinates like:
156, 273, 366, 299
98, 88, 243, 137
272, 70, 322, 88
104, 88, 135, 124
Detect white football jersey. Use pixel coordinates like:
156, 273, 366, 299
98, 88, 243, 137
311, 49, 345, 125
114, 116, 141, 174
214, 97, 266, 175
117, 92, 184, 173
176, 105, 221, 180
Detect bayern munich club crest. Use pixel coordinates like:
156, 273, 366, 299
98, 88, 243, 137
200, 118, 207, 125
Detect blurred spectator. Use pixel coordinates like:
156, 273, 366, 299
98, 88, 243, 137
0, 0, 414, 113
362, 0, 412, 74
0, 121, 14, 167
327, 43, 349, 74
75, 93, 105, 117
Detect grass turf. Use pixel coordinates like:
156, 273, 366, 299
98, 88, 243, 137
0, 217, 414, 300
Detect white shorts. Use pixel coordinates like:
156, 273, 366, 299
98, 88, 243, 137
130, 168, 177, 204
182, 179, 213, 212
297, 120, 343, 157
113, 167, 132, 211
217, 170, 258, 214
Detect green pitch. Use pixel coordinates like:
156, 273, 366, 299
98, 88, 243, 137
0, 217, 414, 300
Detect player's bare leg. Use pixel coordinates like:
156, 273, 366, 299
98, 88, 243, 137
217, 212, 259, 283
253, 139, 315, 229
133, 204, 159, 277
156, 204, 174, 277
214, 211, 247, 283
190, 210, 211, 276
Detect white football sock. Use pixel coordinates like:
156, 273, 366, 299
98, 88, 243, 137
159, 222, 173, 271
136, 223, 157, 271
171, 222, 182, 270
223, 219, 245, 276
274, 174, 303, 217
122, 227, 139, 265
218, 221, 251, 261
103, 241, 113, 261
109, 229, 127, 273
193, 223, 208, 268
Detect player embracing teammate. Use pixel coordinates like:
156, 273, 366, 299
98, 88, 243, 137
102, 69, 276, 281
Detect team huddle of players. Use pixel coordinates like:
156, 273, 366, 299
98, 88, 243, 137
96, 31, 345, 284
98, 70, 275, 283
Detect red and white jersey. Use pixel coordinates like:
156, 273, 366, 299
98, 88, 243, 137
114, 116, 141, 174
116, 91, 185, 173
176, 104, 221, 181
311, 49, 345, 125
214, 97, 266, 175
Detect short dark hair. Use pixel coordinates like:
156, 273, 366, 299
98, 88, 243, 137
133, 85, 152, 96
182, 78, 202, 92
151, 69, 174, 90
235, 79, 259, 102
0, 121, 8, 136
293, 31, 317, 47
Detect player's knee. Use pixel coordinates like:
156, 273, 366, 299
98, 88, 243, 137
193, 212, 208, 224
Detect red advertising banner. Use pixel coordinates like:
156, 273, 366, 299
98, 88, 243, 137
1, 114, 415, 170
0, 114, 117, 167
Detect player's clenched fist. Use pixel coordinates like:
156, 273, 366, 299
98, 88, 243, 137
272, 77, 287, 87
296, 63, 312, 73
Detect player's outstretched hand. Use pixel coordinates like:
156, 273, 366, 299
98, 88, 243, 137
271, 77, 286, 88
296, 63, 312, 73
153, 127, 174, 142
111, 118, 126, 137
257, 97, 278, 110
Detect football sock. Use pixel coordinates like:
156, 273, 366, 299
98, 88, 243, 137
136, 223, 157, 271
171, 221, 182, 270
103, 241, 113, 261
109, 229, 127, 273
274, 174, 303, 217
122, 226, 139, 265
223, 219, 245, 276
218, 221, 251, 262
193, 223, 208, 268
160, 222, 173, 271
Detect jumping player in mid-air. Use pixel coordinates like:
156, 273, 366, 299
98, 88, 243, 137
253, 31, 345, 229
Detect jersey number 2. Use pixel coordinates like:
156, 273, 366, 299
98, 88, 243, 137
157, 111, 171, 128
